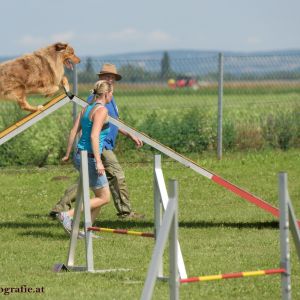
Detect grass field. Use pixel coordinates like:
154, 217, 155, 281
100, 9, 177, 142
0, 149, 300, 299
2, 88, 300, 166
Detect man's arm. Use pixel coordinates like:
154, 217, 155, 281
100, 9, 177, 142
119, 128, 143, 148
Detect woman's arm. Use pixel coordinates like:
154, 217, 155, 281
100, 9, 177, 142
62, 110, 83, 161
90, 107, 108, 175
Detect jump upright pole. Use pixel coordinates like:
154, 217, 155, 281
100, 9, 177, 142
279, 172, 292, 300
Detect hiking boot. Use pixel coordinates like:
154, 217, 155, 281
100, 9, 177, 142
57, 212, 73, 235
49, 203, 72, 220
49, 211, 59, 219
119, 212, 145, 220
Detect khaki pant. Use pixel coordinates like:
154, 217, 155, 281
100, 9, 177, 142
51, 149, 132, 215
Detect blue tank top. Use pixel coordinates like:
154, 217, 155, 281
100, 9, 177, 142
77, 102, 110, 154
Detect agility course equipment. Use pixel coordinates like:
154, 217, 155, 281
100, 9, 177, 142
2, 93, 297, 298
70, 94, 300, 227
141, 179, 179, 300
153, 155, 187, 280
54, 151, 186, 278
140, 172, 300, 300
88, 226, 154, 238
54, 151, 130, 273
0, 93, 71, 145
180, 268, 285, 283
1, 92, 297, 227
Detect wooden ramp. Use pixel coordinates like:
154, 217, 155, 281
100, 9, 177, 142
0, 93, 71, 145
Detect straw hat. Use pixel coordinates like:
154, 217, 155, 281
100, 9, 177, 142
97, 63, 122, 81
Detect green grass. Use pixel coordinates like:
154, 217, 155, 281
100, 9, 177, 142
2, 89, 300, 166
1, 87, 299, 128
0, 149, 300, 299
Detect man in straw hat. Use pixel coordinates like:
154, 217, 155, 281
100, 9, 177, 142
49, 63, 145, 220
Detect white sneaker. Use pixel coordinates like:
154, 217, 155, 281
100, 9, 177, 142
77, 230, 101, 239
57, 212, 72, 235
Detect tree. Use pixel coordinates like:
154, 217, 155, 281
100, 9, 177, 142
118, 64, 158, 82
77, 57, 96, 84
161, 51, 171, 79
85, 57, 94, 73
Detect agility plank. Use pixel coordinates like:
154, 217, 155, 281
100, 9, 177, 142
0, 93, 70, 145
73, 95, 300, 226
109, 118, 287, 222
180, 268, 285, 283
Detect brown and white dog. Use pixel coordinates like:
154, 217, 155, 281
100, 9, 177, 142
0, 42, 80, 112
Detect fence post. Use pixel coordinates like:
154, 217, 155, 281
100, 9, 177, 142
72, 65, 78, 155
217, 52, 224, 160
279, 172, 291, 300
72, 64, 78, 122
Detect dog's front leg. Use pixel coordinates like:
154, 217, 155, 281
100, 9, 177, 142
61, 76, 70, 93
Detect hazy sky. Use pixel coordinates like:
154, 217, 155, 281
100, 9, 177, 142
1, 0, 299, 56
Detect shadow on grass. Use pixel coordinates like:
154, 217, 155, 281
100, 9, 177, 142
19, 231, 68, 240
0, 220, 279, 242
2, 213, 277, 232
0, 221, 58, 229
179, 220, 279, 230
94, 220, 279, 230
25, 213, 52, 218
94, 219, 154, 229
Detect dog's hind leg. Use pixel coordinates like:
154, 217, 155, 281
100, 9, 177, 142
16, 91, 42, 112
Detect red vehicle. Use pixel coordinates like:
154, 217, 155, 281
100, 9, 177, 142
168, 77, 197, 89
176, 76, 197, 87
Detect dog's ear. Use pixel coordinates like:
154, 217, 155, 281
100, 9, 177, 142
54, 42, 68, 52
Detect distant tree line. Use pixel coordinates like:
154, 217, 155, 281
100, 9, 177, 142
66, 52, 300, 84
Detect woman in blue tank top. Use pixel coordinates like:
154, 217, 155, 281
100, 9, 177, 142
57, 80, 113, 236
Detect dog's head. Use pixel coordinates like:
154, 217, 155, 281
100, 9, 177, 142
54, 42, 80, 70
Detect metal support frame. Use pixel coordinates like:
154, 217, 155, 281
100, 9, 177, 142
141, 179, 179, 300
279, 172, 291, 300
287, 198, 300, 262
53, 151, 94, 272
54, 151, 127, 274
66, 150, 94, 271
279, 172, 300, 300
154, 155, 187, 280
140, 172, 299, 300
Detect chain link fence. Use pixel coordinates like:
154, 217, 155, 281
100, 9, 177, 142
70, 53, 300, 153
70, 53, 300, 114
1, 52, 300, 166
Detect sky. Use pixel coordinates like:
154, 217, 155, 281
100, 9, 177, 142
0, 0, 299, 57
